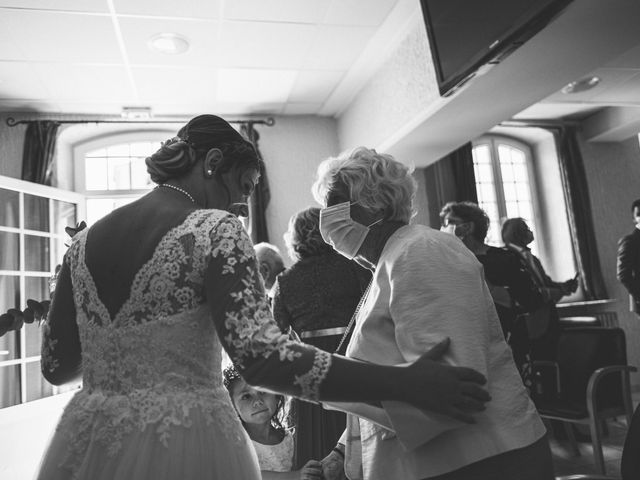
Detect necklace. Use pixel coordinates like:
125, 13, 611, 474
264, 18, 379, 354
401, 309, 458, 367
156, 183, 196, 204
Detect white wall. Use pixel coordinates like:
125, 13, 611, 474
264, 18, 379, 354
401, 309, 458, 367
579, 133, 640, 384
258, 115, 340, 267
337, 19, 439, 156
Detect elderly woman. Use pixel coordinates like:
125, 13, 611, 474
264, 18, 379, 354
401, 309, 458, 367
313, 148, 552, 480
272, 207, 371, 468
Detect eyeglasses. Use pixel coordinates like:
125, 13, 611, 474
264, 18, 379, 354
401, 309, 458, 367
441, 216, 464, 227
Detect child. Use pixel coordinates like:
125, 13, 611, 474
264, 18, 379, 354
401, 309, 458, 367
223, 365, 323, 480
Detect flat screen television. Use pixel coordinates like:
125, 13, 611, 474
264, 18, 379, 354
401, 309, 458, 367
420, 0, 574, 97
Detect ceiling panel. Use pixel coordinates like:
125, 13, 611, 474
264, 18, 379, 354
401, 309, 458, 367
0, 62, 48, 99
113, 0, 220, 19
304, 25, 375, 70
289, 70, 344, 103
216, 21, 317, 69
0, 1, 107, 13
323, 0, 397, 26
119, 17, 219, 66
133, 66, 218, 104
32, 64, 135, 103
217, 68, 296, 104
0, 10, 121, 63
223, 0, 328, 24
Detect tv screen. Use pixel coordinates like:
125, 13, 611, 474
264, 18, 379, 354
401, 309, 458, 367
420, 0, 574, 96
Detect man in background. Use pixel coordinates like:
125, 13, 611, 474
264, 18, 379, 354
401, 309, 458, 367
617, 199, 640, 315
254, 242, 285, 300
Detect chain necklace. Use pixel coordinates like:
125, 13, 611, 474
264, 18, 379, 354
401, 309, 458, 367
156, 183, 196, 204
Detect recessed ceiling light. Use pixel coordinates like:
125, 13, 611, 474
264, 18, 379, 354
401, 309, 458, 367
561, 76, 600, 94
148, 33, 190, 55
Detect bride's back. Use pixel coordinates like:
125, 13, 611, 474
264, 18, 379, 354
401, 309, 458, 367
84, 195, 197, 320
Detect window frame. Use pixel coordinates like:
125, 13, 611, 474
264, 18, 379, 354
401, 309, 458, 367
0, 175, 85, 408
73, 130, 173, 196
473, 134, 543, 251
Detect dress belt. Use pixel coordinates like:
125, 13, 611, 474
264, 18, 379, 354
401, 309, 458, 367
300, 327, 347, 339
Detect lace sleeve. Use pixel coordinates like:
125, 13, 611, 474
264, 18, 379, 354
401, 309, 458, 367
205, 215, 331, 401
41, 252, 82, 385
271, 278, 292, 333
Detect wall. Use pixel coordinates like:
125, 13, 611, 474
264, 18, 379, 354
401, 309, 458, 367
257, 115, 340, 266
579, 133, 640, 385
337, 19, 439, 154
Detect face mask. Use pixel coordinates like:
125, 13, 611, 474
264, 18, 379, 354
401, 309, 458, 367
319, 201, 381, 260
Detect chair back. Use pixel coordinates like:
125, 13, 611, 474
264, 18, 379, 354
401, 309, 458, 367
556, 327, 627, 411
621, 403, 640, 480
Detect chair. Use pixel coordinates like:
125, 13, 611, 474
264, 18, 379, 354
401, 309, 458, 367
532, 327, 636, 475
555, 402, 640, 480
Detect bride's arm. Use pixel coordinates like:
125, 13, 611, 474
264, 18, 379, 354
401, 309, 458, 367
41, 259, 82, 385
205, 216, 489, 422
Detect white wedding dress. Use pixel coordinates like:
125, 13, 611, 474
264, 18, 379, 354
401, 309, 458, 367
36, 209, 331, 480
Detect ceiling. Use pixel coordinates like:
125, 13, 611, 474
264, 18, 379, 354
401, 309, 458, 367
0, 0, 412, 118
1, 0, 640, 157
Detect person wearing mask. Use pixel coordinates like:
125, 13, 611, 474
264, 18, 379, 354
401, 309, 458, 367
439, 202, 543, 377
314, 148, 551, 480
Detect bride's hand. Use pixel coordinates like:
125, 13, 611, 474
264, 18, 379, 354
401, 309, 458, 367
402, 338, 491, 424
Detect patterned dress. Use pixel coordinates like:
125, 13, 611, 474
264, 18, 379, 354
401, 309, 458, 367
272, 252, 370, 468
37, 209, 332, 480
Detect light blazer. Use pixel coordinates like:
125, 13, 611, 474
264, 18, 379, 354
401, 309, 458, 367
337, 225, 545, 480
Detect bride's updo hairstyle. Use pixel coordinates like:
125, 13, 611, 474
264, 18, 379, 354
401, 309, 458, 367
146, 114, 260, 184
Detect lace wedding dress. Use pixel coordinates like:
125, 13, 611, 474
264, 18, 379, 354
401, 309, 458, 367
36, 209, 332, 480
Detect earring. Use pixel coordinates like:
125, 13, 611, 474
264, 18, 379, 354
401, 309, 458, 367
206, 169, 213, 177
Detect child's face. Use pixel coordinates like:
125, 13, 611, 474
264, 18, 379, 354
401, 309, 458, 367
230, 378, 279, 426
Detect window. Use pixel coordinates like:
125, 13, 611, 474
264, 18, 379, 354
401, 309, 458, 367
472, 136, 539, 253
0, 176, 84, 409
75, 132, 171, 226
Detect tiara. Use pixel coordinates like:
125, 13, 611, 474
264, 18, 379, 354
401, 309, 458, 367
223, 364, 242, 389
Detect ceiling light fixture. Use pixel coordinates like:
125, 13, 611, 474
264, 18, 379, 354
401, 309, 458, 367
148, 33, 190, 55
561, 76, 600, 94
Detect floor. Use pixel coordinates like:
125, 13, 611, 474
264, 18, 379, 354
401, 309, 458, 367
548, 392, 640, 478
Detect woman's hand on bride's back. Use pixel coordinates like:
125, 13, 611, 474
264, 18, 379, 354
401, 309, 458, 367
402, 338, 491, 424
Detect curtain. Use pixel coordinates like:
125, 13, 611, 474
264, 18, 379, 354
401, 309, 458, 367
549, 125, 607, 300
423, 142, 477, 228
240, 123, 270, 243
21, 121, 60, 186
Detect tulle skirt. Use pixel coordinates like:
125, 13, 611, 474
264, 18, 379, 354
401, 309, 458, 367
35, 406, 261, 480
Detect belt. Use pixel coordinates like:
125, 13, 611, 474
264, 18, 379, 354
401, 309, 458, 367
300, 327, 347, 339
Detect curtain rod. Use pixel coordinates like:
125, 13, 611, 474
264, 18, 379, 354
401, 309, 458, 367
5, 116, 275, 127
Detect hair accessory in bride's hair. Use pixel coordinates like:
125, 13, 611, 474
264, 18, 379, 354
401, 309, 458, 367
223, 364, 242, 389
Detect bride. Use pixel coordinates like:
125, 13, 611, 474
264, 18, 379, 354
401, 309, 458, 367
33, 114, 490, 480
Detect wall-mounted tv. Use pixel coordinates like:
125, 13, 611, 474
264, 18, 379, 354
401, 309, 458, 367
420, 0, 574, 97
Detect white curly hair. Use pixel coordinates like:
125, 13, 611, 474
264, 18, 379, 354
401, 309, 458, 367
312, 147, 417, 223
